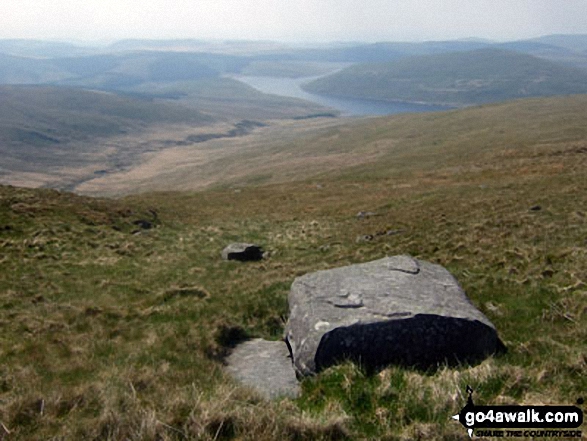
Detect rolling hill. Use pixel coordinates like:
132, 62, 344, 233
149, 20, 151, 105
0, 50, 334, 121
101, 35, 587, 62
303, 48, 587, 106
0, 49, 249, 91
248, 38, 586, 69
0, 39, 94, 58
0, 85, 214, 145
0, 85, 218, 189
0, 84, 335, 191
530, 34, 587, 52
0, 53, 72, 84
73, 94, 587, 196
1, 36, 585, 88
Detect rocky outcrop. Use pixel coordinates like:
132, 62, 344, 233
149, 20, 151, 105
221, 243, 264, 262
284, 255, 504, 376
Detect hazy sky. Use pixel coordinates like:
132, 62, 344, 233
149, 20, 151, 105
1, 0, 586, 43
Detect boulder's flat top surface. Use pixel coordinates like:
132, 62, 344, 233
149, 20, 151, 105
289, 255, 494, 331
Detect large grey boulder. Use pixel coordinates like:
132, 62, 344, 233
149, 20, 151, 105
284, 255, 504, 376
225, 339, 300, 399
221, 243, 264, 261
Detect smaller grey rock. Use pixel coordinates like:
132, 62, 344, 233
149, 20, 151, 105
133, 219, 153, 229
356, 234, 374, 243
356, 211, 377, 220
222, 243, 264, 261
226, 339, 300, 399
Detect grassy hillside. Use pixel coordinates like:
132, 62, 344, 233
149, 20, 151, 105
0, 82, 334, 191
0, 85, 214, 146
0, 53, 72, 84
76, 95, 587, 196
0, 85, 216, 189
126, 77, 337, 120
1, 95, 586, 439
303, 48, 587, 106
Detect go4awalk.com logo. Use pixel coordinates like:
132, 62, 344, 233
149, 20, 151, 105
451, 386, 584, 438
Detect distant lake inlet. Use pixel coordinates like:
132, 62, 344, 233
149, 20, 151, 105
231, 74, 453, 117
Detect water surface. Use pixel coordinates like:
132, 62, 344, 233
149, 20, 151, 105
232, 75, 453, 116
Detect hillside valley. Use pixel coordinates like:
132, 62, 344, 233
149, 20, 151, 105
0, 49, 338, 122
74, 95, 587, 196
0, 85, 336, 191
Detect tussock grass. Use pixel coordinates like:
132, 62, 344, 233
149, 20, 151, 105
2, 96, 587, 439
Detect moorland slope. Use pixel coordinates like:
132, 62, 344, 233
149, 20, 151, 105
75, 94, 587, 196
0, 85, 216, 188
1, 94, 586, 439
0, 84, 334, 190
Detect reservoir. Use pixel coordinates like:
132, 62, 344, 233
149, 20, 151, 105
232, 74, 453, 117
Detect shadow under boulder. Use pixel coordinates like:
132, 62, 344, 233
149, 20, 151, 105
315, 313, 504, 373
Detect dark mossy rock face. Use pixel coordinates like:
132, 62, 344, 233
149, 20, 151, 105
285, 255, 505, 376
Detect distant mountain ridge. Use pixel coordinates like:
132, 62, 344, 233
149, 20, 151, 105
0, 39, 94, 58
303, 48, 587, 106
0, 50, 248, 89
1, 35, 586, 92
529, 34, 587, 52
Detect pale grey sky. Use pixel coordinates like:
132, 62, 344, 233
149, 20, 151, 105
1, 0, 586, 43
